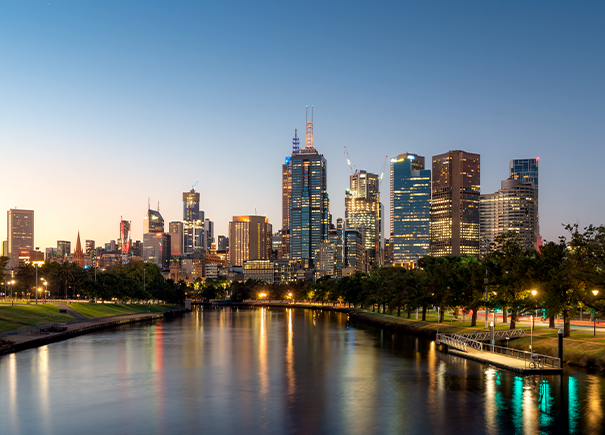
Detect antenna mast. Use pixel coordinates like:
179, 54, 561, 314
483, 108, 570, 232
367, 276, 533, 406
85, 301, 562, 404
306, 105, 314, 148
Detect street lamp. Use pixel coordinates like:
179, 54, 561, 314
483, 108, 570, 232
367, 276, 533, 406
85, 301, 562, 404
10, 280, 15, 306
42, 279, 48, 303
530, 290, 538, 353
593, 289, 599, 336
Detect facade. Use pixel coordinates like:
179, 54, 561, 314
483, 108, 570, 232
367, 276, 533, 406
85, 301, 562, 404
390, 153, 431, 265
345, 228, 365, 272
7, 208, 34, 269
480, 179, 538, 254
217, 235, 229, 251
280, 132, 297, 259
243, 259, 297, 284
205, 218, 214, 250
142, 232, 171, 269
510, 158, 539, 193
183, 190, 200, 221
73, 232, 86, 267
430, 150, 480, 257
182, 190, 204, 254
169, 221, 184, 256
57, 240, 71, 261
144, 209, 165, 234
289, 114, 329, 265
120, 219, 131, 255
316, 240, 336, 278
85, 240, 95, 256
345, 170, 381, 266
229, 216, 273, 267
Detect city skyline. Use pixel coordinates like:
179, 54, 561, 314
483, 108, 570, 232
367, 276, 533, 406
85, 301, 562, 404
2, 1, 604, 250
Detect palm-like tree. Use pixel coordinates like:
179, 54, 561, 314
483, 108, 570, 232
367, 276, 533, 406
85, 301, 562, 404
58, 262, 74, 299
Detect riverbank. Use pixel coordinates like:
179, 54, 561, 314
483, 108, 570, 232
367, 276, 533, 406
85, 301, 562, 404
0, 307, 186, 355
238, 302, 605, 370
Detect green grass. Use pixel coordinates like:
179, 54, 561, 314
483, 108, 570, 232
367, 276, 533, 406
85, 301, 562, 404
69, 302, 175, 319
0, 304, 76, 333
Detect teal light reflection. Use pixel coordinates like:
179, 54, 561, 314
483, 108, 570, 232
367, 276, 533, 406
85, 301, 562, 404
569, 377, 580, 434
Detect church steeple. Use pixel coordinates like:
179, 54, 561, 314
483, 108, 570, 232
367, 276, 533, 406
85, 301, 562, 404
73, 231, 85, 267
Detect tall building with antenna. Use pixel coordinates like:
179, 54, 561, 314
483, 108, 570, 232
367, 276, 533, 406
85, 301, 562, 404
182, 188, 204, 254
288, 106, 330, 265
280, 129, 298, 259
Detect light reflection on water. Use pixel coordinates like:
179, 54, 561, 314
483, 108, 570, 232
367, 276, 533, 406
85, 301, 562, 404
0, 307, 604, 435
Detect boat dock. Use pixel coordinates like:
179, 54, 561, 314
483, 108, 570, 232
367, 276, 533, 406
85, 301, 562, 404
436, 330, 563, 375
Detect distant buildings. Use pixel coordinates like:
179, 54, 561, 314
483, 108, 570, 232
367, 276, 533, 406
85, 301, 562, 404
57, 240, 71, 262
182, 190, 204, 254
205, 218, 214, 250
430, 150, 481, 257
169, 221, 184, 256
143, 208, 171, 269
481, 165, 539, 254
229, 215, 272, 267
7, 208, 34, 269
217, 235, 229, 251
390, 153, 431, 266
345, 170, 381, 268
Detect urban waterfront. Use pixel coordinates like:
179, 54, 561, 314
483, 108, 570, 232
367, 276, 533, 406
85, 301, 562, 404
1, 307, 604, 435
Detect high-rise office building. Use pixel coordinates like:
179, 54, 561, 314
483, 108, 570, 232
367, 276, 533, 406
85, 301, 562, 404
316, 240, 336, 278
480, 179, 538, 254
205, 218, 214, 250
345, 228, 365, 272
229, 216, 272, 267
120, 218, 131, 255
510, 158, 540, 246
217, 235, 229, 251
7, 208, 34, 269
183, 190, 200, 221
390, 154, 431, 265
345, 170, 381, 266
280, 130, 297, 259
85, 240, 95, 256
289, 107, 329, 265
430, 150, 480, 257
510, 158, 539, 193
144, 209, 165, 234
57, 240, 71, 261
143, 233, 171, 269
169, 221, 184, 256
182, 189, 204, 254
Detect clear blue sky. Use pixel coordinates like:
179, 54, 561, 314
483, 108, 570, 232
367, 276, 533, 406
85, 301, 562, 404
1, 1, 604, 250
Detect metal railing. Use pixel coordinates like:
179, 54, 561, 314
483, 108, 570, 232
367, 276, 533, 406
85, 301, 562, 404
438, 332, 560, 370
453, 329, 526, 342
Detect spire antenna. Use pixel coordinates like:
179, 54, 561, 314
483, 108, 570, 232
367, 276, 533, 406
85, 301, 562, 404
306, 104, 314, 148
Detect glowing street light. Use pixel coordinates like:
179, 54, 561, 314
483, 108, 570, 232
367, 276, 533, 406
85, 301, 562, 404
593, 289, 599, 336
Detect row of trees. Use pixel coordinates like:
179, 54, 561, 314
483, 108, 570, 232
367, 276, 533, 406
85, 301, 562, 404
3, 260, 186, 304
217, 225, 605, 337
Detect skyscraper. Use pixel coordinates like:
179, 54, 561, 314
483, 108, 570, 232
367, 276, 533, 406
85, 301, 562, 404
280, 130, 297, 259
217, 235, 229, 251
229, 216, 272, 267
345, 170, 381, 266
205, 218, 214, 250
289, 107, 329, 265
510, 157, 540, 246
120, 218, 131, 255
430, 150, 480, 257
390, 154, 431, 265
169, 221, 184, 256
182, 189, 204, 254
57, 240, 71, 261
480, 178, 538, 254
7, 208, 34, 269
143, 208, 171, 268
144, 209, 164, 234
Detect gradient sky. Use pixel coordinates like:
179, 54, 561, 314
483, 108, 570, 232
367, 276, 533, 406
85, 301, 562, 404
1, 1, 604, 251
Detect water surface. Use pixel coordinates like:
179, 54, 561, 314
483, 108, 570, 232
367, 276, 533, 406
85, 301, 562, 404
1, 307, 604, 434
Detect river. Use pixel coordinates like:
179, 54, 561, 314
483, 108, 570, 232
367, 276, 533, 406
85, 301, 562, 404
0, 307, 604, 434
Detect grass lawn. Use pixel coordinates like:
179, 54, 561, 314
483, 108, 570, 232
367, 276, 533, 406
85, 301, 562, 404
0, 304, 76, 333
69, 302, 176, 319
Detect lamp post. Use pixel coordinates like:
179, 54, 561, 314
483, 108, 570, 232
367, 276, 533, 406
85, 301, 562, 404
42, 279, 47, 303
593, 289, 599, 336
531, 290, 537, 353
34, 247, 40, 305
10, 280, 15, 306
483, 238, 489, 329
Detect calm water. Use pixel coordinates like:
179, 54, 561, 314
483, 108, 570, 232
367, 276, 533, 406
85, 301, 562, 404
1, 307, 604, 435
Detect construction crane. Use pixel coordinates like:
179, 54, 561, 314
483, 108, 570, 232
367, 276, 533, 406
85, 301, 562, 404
344, 146, 356, 175
192, 180, 198, 191
378, 155, 389, 191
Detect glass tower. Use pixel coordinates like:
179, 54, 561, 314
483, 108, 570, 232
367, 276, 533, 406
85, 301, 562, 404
289, 150, 329, 264
510, 158, 539, 193
182, 189, 204, 253
390, 153, 431, 265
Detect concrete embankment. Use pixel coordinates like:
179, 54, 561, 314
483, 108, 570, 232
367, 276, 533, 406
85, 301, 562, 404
0, 309, 186, 355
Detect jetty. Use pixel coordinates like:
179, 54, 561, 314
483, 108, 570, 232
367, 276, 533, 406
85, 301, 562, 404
436, 329, 563, 374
